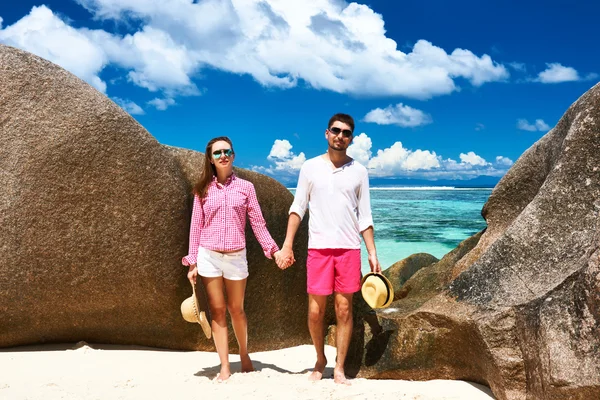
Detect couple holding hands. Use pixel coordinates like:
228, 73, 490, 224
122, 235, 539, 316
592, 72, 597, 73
182, 113, 381, 384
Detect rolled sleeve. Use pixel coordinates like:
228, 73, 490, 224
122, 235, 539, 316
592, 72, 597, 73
289, 164, 310, 219
182, 194, 203, 266
357, 169, 374, 233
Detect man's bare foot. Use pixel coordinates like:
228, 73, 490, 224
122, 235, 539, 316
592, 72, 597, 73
308, 358, 327, 381
333, 367, 351, 385
240, 354, 255, 373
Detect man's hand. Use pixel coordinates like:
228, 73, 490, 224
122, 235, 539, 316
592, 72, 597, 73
368, 252, 381, 274
187, 265, 198, 285
276, 247, 295, 270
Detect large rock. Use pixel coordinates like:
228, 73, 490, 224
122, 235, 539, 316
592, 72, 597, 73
0, 44, 310, 351
383, 253, 439, 301
349, 82, 600, 400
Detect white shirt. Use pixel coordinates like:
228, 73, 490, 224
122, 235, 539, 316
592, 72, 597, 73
289, 155, 374, 249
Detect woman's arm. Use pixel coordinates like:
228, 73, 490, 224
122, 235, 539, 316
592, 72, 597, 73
246, 184, 279, 259
182, 194, 204, 266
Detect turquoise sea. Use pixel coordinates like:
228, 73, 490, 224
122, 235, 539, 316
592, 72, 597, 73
291, 187, 492, 274
361, 187, 492, 273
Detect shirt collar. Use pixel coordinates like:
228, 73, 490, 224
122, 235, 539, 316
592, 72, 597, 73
212, 173, 236, 186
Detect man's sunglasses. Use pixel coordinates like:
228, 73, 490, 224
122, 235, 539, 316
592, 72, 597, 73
212, 149, 234, 159
328, 127, 353, 138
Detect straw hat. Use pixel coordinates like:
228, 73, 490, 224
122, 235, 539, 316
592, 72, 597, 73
361, 272, 394, 309
181, 283, 212, 339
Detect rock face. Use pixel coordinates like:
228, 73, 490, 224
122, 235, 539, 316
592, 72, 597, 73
383, 253, 439, 301
349, 82, 600, 400
0, 44, 310, 352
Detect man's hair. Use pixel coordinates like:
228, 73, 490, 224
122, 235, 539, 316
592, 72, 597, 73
328, 113, 355, 133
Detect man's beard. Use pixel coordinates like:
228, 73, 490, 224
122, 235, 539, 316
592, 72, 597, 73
329, 141, 346, 151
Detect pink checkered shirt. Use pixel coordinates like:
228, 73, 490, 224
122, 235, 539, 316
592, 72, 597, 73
182, 174, 279, 266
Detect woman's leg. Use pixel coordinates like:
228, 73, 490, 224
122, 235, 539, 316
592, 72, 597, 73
201, 276, 231, 381
224, 278, 254, 372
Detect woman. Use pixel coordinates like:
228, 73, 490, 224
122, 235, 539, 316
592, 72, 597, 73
182, 136, 283, 382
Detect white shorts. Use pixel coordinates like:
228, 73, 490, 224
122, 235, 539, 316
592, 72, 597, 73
196, 247, 248, 280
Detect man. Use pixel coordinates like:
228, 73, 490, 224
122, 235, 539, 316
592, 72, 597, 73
278, 113, 381, 385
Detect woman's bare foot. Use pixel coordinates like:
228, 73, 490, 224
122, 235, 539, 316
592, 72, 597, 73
308, 357, 327, 381
214, 366, 231, 383
240, 354, 254, 373
333, 367, 351, 385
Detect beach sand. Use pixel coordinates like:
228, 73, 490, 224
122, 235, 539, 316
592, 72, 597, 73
0, 342, 495, 399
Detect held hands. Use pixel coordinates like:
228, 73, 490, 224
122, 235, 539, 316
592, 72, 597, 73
368, 251, 381, 274
187, 264, 198, 285
274, 247, 295, 270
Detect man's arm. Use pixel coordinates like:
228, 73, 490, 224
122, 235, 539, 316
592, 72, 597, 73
357, 168, 380, 273
361, 226, 381, 273
277, 163, 310, 269
278, 213, 301, 269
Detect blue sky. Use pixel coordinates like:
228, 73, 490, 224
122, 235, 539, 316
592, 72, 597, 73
1, 0, 598, 186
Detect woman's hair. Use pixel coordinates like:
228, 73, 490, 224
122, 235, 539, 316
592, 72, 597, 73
193, 136, 235, 198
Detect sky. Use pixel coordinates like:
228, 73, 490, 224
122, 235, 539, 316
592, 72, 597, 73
1, 0, 598, 186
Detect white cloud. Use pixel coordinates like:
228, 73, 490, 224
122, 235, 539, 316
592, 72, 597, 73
363, 103, 432, 127
261, 133, 513, 181
517, 118, 551, 132
267, 139, 306, 172
495, 156, 513, 166
403, 149, 441, 171
361, 140, 510, 178
347, 133, 372, 166
147, 97, 176, 111
1, 1, 509, 102
536, 63, 579, 83
460, 151, 487, 166
0, 5, 108, 92
356, 139, 442, 176
268, 139, 294, 159
113, 97, 144, 115
508, 62, 526, 72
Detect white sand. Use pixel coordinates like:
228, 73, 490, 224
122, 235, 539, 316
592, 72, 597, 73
0, 342, 495, 399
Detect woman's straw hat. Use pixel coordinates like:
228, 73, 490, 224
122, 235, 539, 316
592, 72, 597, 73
181, 283, 212, 339
361, 272, 394, 309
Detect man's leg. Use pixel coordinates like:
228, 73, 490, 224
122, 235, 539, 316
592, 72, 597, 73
333, 292, 353, 385
307, 294, 328, 381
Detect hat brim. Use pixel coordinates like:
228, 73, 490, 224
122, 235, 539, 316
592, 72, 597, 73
192, 284, 212, 339
361, 272, 394, 308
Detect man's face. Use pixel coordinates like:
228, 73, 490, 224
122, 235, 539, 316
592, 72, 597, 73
325, 121, 353, 152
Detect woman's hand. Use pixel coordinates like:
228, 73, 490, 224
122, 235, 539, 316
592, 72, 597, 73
275, 248, 294, 270
187, 264, 198, 285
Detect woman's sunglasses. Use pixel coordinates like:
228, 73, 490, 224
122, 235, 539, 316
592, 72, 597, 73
328, 127, 353, 138
212, 149, 234, 159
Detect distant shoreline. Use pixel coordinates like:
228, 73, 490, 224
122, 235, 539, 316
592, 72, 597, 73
284, 177, 500, 190
287, 186, 494, 191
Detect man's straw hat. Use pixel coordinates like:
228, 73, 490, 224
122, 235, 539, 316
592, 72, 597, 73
361, 272, 394, 309
181, 283, 212, 339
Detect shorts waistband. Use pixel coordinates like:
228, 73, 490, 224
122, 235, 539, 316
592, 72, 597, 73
199, 247, 246, 258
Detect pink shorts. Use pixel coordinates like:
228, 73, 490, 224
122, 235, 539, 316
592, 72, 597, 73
307, 248, 361, 295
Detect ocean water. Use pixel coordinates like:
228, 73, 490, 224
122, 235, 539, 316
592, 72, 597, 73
290, 187, 492, 274
362, 187, 491, 273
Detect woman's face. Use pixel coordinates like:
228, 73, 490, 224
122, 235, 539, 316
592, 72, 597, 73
210, 140, 234, 173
